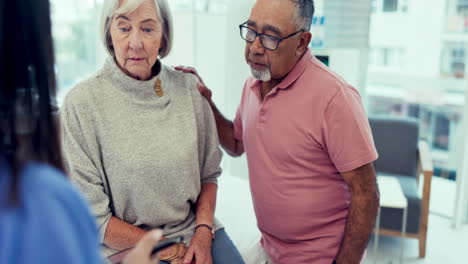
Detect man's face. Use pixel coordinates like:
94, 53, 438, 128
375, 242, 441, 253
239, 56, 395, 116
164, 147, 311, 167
244, 0, 303, 82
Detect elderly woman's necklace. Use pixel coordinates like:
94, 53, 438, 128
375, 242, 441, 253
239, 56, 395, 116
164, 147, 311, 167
154, 78, 164, 97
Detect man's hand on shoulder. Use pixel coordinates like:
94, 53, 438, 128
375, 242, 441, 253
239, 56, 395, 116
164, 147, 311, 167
174, 66, 212, 101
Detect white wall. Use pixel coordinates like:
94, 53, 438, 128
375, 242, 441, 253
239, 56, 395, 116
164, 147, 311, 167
166, 2, 254, 180
163, 11, 196, 67
324, 0, 372, 49
222, 0, 254, 180
454, 78, 468, 227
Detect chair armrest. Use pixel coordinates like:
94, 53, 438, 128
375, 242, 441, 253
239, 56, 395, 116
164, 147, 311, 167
417, 140, 433, 237
418, 140, 433, 176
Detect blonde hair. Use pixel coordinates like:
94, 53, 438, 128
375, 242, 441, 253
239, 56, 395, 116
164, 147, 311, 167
100, 0, 173, 58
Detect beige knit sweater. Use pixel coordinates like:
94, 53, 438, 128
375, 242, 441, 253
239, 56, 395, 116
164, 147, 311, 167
60, 58, 223, 257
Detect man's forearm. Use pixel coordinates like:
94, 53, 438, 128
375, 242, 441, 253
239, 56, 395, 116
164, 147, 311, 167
335, 193, 379, 264
104, 216, 147, 251
195, 183, 218, 227
207, 100, 244, 156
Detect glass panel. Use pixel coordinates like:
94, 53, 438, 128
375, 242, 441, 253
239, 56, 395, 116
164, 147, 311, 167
371, 0, 379, 13
50, 0, 104, 102
383, 0, 398, 12
368, 0, 467, 217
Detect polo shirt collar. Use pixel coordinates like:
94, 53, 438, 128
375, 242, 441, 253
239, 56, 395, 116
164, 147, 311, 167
277, 49, 312, 89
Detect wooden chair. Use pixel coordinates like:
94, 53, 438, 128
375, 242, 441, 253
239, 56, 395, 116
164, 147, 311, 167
369, 116, 433, 258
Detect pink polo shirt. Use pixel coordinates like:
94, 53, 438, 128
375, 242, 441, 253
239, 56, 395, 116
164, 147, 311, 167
233, 49, 378, 264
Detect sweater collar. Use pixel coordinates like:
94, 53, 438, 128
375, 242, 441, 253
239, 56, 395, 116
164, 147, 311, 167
104, 57, 170, 104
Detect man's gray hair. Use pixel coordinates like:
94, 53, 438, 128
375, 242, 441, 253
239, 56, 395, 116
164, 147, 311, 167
291, 0, 315, 31
100, 0, 173, 58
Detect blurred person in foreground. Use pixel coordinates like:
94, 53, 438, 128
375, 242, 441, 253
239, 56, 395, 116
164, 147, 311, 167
0, 0, 162, 263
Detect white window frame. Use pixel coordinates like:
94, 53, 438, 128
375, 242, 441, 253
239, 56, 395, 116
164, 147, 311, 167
372, 0, 409, 13
369, 47, 405, 68
454, 84, 468, 227
441, 44, 467, 78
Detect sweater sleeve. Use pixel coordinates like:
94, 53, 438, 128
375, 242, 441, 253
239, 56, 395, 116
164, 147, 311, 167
60, 88, 112, 243
189, 76, 223, 185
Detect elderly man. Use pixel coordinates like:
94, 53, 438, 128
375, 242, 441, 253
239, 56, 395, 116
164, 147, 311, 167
180, 0, 379, 263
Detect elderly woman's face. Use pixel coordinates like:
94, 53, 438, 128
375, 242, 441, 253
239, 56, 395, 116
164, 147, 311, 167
110, 0, 163, 80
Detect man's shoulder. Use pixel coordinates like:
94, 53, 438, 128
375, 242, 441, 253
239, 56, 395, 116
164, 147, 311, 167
307, 57, 347, 85
302, 56, 359, 96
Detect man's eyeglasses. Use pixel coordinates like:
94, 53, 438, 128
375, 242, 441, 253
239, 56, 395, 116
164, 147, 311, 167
239, 23, 304, 50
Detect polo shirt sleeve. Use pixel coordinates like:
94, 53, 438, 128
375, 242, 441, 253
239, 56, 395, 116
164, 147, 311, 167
233, 80, 251, 141
233, 107, 243, 141
321, 85, 378, 173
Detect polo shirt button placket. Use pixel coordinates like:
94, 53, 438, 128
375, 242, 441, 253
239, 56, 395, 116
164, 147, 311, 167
259, 107, 266, 124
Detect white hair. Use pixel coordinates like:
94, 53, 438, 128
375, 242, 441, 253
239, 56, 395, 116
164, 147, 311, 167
100, 0, 173, 58
290, 0, 315, 31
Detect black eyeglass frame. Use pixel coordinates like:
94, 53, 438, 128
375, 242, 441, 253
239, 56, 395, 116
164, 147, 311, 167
239, 22, 304, 50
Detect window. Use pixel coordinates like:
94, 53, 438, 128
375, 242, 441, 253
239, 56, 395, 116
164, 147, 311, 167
371, 0, 379, 13
172, 0, 193, 10
195, 0, 229, 14
458, 0, 468, 15
372, 0, 409, 13
451, 48, 466, 78
433, 114, 450, 151
441, 44, 466, 78
51, 0, 104, 101
400, 0, 409, 12
383, 0, 398, 12
170, 0, 229, 14
369, 47, 405, 68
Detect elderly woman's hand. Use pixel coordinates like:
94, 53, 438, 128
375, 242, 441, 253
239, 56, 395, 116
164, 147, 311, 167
182, 227, 213, 264
158, 243, 187, 264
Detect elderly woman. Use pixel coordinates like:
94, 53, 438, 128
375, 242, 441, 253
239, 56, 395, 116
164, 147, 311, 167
60, 0, 244, 263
